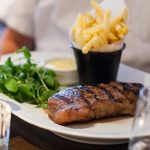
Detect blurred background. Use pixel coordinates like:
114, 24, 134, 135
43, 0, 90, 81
0, 1, 8, 36
0, 0, 150, 73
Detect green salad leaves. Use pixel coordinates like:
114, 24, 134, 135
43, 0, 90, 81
0, 47, 59, 108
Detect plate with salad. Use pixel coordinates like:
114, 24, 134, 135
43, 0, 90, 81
0, 47, 60, 108
1, 48, 150, 145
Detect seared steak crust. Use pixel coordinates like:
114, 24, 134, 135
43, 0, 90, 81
48, 82, 143, 125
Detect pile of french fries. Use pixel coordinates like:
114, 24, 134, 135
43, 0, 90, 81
71, 0, 128, 54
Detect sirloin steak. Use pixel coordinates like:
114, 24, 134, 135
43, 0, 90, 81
48, 82, 143, 125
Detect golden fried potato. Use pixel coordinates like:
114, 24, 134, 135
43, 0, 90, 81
72, 0, 128, 53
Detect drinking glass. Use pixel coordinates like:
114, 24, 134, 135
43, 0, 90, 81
128, 87, 150, 150
0, 100, 11, 150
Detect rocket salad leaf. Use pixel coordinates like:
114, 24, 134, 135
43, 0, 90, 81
0, 47, 59, 108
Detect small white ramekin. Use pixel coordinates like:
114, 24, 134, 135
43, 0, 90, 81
44, 57, 79, 86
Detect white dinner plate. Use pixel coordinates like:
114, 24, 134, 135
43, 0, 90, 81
1, 51, 150, 145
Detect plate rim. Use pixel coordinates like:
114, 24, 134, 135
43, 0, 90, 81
1, 51, 150, 143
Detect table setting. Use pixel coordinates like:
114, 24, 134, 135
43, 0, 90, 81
0, 0, 150, 150
0, 50, 150, 150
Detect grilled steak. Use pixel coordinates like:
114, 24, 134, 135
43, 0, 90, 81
48, 82, 143, 125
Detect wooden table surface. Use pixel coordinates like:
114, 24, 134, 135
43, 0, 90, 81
10, 114, 128, 150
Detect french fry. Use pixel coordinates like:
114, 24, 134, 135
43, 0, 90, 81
100, 32, 108, 46
71, 0, 128, 53
118, 32, 124, 39
92, 36, 101, 49
103, 9, 111, 33
122, 27, 128, 35
91, 0, 103, 23
115, 23, 128, 38
110, 8, 128, 32
83, 25, 103, 34
115, 25, 124, 39
83, 13, 96, 27
115, 24, 122, 32
75, 27, 81, 43
95, 12, 102, 24
91, 0, 103, 15
76, 31, 92, 46
120, 22, 128, 34
108, 32, 118, 42
75, 13, 83, 28
97, 35, 107, 48
82, 38, 94, 54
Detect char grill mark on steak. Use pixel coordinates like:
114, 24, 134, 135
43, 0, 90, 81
74, 87, 98, 106
53, 94, 71, 104
54, 87, 97, 108
100, 84, 130, 103
79, 85, 112, 102
109, 82, 132, 104
48, 82, 143, 125
121, 82, 140, 95
96, 84, 119, 103
79, 86, 101, 101
52, 88, 91, 110
111, 82, 143, 95
110, 82, 143, 104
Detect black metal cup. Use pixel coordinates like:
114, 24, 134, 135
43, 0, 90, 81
70, 43, 126, 85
